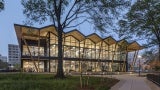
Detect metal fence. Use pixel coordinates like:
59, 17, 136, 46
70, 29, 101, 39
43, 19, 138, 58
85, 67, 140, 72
147, 74, 160, 86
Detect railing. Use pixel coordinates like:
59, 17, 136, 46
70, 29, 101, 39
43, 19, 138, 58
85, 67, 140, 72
147, 74, 160, 86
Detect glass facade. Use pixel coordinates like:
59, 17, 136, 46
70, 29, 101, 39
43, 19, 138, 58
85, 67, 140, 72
14, 24, 143, 73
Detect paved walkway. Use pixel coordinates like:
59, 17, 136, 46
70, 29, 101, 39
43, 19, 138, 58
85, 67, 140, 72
110, 75, 160, 90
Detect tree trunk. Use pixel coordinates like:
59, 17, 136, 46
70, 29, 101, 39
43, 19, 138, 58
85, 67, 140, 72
159, 43, 160, 64
55, 25, 65, 79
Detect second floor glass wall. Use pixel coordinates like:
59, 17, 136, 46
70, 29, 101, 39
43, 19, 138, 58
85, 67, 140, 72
21, 31, 128, 62
80, 39, 95, 59
64, 36, 79, 58
50, 33, 58, 57
22, 45, 44, 56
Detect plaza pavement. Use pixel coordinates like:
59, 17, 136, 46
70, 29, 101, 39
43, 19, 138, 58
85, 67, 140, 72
110, 74, 160, 90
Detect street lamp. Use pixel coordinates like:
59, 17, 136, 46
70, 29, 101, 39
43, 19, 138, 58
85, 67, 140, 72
138, 55, 142, 76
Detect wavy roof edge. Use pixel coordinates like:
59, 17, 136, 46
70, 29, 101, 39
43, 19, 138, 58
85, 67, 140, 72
14, 24, 117, 41
14, 24, 144, 51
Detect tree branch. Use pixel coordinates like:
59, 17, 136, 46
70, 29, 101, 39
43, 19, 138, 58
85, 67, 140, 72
65, 19, 88, 28
47, 11, 56, 26
53, 0, 57, 13
64, 0, 78, 21
62, 0, 80, 29
63, 15, 89, 29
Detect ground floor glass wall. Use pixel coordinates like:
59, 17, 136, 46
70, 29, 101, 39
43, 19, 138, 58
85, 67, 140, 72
22, 60, 126, 72
23, 60, 44, 72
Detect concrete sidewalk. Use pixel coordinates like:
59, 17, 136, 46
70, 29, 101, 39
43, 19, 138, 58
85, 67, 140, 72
110, 75, 160, 90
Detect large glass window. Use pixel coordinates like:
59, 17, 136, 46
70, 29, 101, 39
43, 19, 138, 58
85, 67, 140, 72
101, 42, 108, 60
80, 39, 95, 59
64, 36, 79, 58
50, 33, 58, 57
23, 60, 44, 72
23, 45, 44, 56
50, 44, 58, 57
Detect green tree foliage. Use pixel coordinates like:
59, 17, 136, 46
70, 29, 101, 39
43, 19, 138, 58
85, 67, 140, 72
142, 49, 158, 64
0, 60, 8, 69
0, 0, 4, 12
118, 0, 160, 62
21, 0, 130, 78
142, 50, 155, 61
142, 49, 160, 70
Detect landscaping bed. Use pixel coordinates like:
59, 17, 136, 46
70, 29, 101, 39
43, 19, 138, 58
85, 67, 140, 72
0, 73, 119, 90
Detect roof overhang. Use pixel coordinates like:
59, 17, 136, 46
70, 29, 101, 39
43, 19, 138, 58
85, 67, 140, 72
103, 36, 117, 45
86, 33, 102, 43
65, 29, 85, 41
127, 41, 144, 52
14, 24, 57, 45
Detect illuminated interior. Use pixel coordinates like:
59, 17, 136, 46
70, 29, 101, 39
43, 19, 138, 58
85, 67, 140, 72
14, 24, 143, 72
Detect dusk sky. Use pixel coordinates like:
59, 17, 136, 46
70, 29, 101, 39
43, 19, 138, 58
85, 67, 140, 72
0, 0, 23, 56
0, 0, 51, 56
0, 0, 142, 57
0, 0, 98, 57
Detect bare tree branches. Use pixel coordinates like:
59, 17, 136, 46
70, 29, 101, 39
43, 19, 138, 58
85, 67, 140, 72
65, 19, 88, 29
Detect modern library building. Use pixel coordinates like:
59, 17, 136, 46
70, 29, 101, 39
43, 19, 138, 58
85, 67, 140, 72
14, 24, 143, 72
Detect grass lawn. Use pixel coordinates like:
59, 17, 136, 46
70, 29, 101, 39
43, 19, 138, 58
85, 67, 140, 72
0, 73, 119, 90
